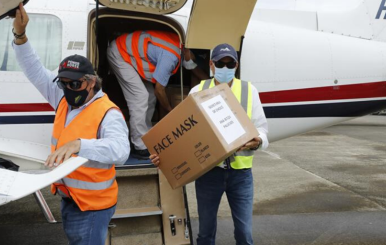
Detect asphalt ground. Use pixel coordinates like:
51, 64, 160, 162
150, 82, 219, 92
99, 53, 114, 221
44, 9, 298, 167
1, 115, 386, 245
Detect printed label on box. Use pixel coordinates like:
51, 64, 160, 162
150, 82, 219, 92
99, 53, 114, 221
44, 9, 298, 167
201, 95, 246, 144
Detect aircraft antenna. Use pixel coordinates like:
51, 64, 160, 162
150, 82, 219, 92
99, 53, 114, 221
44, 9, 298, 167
237, 35, 245, 79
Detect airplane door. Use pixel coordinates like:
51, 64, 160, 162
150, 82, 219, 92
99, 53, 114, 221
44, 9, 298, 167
94, 0, 257, 51
185, 0, 258, 51
0, 0, 29, 20
96, 0, 188, 15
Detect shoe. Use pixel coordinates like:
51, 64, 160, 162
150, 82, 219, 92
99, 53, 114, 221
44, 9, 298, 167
131, 148, 150, 160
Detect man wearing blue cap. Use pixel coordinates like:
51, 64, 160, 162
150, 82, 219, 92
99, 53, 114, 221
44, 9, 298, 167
151, 43, 269, 244
190, 43, 269, 244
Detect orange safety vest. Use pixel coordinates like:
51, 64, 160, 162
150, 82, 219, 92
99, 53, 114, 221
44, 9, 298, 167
50, 94, 120, 211
116, 30, 181, 83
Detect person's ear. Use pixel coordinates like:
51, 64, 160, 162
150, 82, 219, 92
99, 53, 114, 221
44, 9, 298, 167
87, 78, 96, 90
210, 60, 215, 74
90, 78, 96, 89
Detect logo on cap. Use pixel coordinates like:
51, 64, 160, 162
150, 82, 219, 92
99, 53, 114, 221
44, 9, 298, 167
220, 48, 231, 52
61, 60, 80, 70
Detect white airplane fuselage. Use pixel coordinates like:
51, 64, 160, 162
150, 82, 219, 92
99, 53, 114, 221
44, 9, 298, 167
0, 0, 386, 169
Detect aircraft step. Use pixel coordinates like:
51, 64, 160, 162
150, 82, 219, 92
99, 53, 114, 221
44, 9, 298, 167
112, 206, 162, 219
115, 168, 159, 210
107, 216, 162, 245
116, 166, 157, 177
106, 232, 163, 245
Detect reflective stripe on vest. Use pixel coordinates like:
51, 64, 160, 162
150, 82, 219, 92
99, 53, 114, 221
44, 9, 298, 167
60, 176, 115, 191
50, 94, 121, 211
116, 30, 181, 83
198, 78, 254, 169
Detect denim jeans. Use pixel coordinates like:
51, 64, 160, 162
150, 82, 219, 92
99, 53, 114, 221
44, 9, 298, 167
61, 198, 116, 245
195, 167, 254, 245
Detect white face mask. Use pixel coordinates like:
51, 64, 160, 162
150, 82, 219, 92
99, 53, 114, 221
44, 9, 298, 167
214, 67, 236, 83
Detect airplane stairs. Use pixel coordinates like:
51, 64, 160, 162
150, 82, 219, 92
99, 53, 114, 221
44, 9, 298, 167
105, 156, 192, 245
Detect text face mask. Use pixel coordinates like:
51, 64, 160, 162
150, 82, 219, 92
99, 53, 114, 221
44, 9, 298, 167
63, 87, 89, 107
214, 67, 236, 83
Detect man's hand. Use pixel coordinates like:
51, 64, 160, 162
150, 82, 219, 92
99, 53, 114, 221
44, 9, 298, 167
237, 137, 262, 152
149, 154, 160, 167
45, 140, 81, 168
183, 48, 196, 61
13, 3, 29, 35
12, 3, 29, 45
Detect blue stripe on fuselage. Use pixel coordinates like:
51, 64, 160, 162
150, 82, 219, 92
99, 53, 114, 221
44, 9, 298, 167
264, 100, 386, 118
0, 115, 55, 124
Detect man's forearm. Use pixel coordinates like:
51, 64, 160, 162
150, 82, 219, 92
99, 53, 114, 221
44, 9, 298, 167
13, 34, 28, 45
79, 137, 130, 165
12, 40, 62, 108
155, 85, 172, 112
192, 66, 210, 81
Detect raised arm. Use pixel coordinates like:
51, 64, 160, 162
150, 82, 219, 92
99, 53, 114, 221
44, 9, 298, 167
12, 3, 63, 109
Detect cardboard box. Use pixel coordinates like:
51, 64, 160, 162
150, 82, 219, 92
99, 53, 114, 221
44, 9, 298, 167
142, 83, 259, 189
157, 86, 190, 120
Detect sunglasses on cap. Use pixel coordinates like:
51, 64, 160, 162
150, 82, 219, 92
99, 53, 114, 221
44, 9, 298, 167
214, 60, 237, 69
57, 79, 85, 90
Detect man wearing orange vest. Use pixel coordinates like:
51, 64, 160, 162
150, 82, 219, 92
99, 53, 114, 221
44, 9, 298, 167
12, 4, 130, 244
107, 31, 199, 158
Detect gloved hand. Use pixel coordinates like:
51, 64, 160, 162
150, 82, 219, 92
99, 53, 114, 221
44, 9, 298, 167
182, 59, 197, 70
182, 48, 198, 70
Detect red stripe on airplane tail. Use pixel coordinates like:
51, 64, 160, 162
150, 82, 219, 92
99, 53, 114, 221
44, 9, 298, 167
259, 81, 386, 104
0, 103, 54, 112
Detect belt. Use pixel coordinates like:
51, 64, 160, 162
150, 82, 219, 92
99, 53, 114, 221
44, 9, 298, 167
62, 197, 75, 203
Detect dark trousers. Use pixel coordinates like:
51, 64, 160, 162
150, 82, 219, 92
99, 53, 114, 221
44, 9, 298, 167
195, 167, 254, 245
61, 198, 115, 245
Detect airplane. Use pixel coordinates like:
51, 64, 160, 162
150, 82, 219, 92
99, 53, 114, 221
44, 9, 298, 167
1, 0, 386, 243
0, 0, 384, 168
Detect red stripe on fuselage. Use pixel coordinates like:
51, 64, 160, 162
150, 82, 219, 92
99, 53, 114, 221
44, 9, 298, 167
260, 81, 386, 104
0, 103, 54, 112
0, 82, 385, 112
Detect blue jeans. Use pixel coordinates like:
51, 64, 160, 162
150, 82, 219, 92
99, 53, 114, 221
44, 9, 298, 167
61, 198, 116, 245
195, 167, 254, 245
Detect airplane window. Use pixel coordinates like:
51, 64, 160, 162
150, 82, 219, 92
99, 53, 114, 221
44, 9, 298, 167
0, 14, 62, 72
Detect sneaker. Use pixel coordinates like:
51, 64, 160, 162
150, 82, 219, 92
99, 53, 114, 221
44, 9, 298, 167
131, 148, 150, 160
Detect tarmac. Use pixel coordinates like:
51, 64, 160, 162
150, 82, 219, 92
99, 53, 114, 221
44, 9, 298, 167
1, 115, 386, 245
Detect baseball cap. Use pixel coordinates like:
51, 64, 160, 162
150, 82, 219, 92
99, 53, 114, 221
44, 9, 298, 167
57, 55, 95, 80
211, 43, 238, 62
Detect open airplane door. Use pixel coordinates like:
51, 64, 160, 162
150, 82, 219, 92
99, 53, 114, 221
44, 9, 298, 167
96, 0, 257, 51
0, 0, 29, 20
185, 0, 258, 51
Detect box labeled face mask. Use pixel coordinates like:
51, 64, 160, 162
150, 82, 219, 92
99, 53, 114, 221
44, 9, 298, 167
142, 83, 259, 189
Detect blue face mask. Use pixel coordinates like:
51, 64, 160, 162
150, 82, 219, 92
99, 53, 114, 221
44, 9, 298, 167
214, 67, 236, 83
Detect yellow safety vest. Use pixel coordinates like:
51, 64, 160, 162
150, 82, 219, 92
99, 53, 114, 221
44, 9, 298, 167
198, 78, 254, 169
